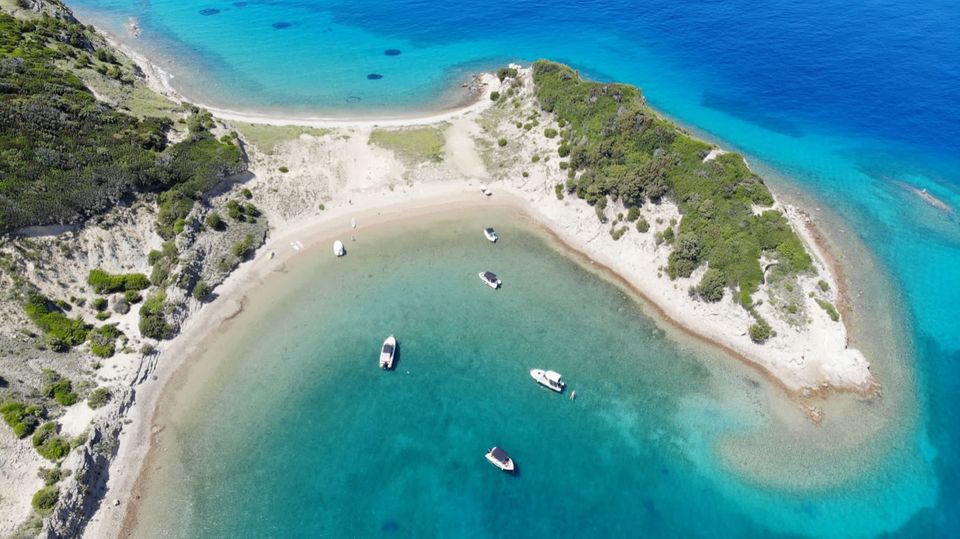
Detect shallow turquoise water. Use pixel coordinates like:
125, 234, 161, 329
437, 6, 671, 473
133, 209, 923, 538
62, 0, 960, 535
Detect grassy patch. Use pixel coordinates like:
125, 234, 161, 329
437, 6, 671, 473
23, 291, 89, 352
233, 123, 329, 155
32, 422, 70, 461
369, 127, 446, 163
87, 269, 150, 294
816, 298, 840, 321
31, 486, 59, 515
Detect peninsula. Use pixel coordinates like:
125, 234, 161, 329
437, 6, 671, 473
0, 1, 876, 536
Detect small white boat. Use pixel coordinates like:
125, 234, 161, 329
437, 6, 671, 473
485, 446, 515, 473
483, 227, 499, 243
334, 240, 346, 257
478, 271, 501, 289
379, 335, 397, 369
530, 369, 565, 393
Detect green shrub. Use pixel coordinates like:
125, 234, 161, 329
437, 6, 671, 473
91, 297, 107, 311
667, 235, 702, 279
87, 388, 111, 409
1, 401, 43, 438
41, 373, 77, 406
205, 211, 224, 231
489, 91, 500, 101
544, 128, 558, 138
33, 422, 70, 461
192, 281, 212, 301
818, 279, 830, 292
694, 268, 726, 302
231, 234, 257, 259
554, 183, 565, 200
496, 67, 518, 81
816, 299, 840, 322
124, 290, 143, 304
609, 226, 628, 241
226, 200, 243, 220
95, 311, 111, 321
87, 269, 150, 294
532, 155, 541, 163
559, 161, 569, 170
278, 166, 289, 173
241, 188, 252, 199
22, 291, 89, 351
748, 316, 774, 344
636, 218, 650, 233
147, 250, 162, 265
31, 486, 59, 515
139, 292, 173, 340
626, 207, 641, 222
497, 138, 507, 147
38, 466, 67, 486
89, 324, 122, 358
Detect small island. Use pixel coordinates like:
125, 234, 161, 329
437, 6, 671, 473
0, 1, 876, 536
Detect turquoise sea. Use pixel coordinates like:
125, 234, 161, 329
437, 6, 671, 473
61, 0, 960, 536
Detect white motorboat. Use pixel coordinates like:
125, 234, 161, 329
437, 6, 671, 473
379, 335, 397, 369
478, 271, 501, 289
483, 227, 499, 243
530, 369, 565, 392
485, 446, 515, 473
334, 240, 346, 257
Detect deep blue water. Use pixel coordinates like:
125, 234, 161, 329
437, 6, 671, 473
63, 0, 960, 536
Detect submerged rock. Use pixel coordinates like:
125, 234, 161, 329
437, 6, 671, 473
384, 49, 402, 56
367, 73, 383, 80
198, 8, 220, 16
272, 22, 292, 29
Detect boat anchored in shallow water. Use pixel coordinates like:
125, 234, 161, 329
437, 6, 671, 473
530, 369, 565, 392
334, 240, 346, 257
479, 271, 501, 289
483, 227, 499, 243
485, 447, 515, 473
379, 335, 396, 369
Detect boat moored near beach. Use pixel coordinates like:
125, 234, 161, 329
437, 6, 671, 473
379, 335, 397, 369
334, 240, 346, 257
485, 447, 515, 473
479, 271, 501, 289
483, 227, 499, 243
530, 369, 565, 392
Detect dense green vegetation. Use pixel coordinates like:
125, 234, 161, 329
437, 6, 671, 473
22, 290, 89, 352
139, 291, 172, 340
32, 422, 70, 461
89, 323, 122, 358
40, 371, 77, 406
86, 269, 150, 294
0, 400, 43, 438
31, 486, 59, 515
0, 11, 245, 233
532, 61, 814, 309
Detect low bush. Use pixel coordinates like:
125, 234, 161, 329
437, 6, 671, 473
192, 281, 212, 301
626, 207, 641, 222
0, 400, 43, 438
544, 128, 558, 138
87, 388, 111, 410
205, 211, 224, 231
87, 269, 151, 294
241, 188, 252, 199
748, 316, 774, 344
554, 183, 565, 200
32, 422, 70, 461
818, 279, 830, 292
231, 234, 257, 259
31, 486, 59, 515
89, 324, 122, 358
22, 291, 89, 351
694, 268, 726, 302
91, 297, 107, 311
489, 91, 500, 101
278, 166, 289, 173
497, 138, 507, 147
816, 299, 840, 321
636, 218, 650, 233
609, 226, 628, 241
41, 372, 77, 406
139, 292, 173, 340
